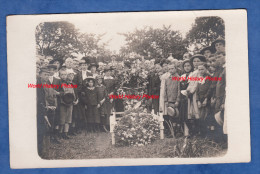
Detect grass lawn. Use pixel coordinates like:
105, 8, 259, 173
48, 132, 227, 159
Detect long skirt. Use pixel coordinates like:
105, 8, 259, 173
86, 105, 99, 124
104, 100, 113, 126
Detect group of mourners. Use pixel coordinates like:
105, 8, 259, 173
36, 36, 226, 158
147, 37, 226, 142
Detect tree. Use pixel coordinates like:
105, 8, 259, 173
78, 33, 106, 57
35, 21, 80, 60
185, 16, 225, 52
119, 25, 187, 60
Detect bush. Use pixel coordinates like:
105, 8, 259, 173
114, 111, 160, 147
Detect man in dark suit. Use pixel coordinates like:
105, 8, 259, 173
46, 64, 61, 143
37, 67, 51, 159
73, 58, 93, 132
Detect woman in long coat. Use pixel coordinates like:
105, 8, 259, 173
186, 54, 206, 135
83, 78, 99, 132
179, 59, 193, 136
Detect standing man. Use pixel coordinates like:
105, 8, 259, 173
73, 58, 93, 132
37, 67, 51, 159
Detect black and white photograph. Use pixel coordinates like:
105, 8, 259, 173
7, 10, 250, 168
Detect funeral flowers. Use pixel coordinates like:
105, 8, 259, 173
114, 110, 160, 147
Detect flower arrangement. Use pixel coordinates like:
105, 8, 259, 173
114, 110, 160, 147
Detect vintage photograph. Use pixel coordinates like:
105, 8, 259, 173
7, 10, 250, 168
35, 13, 228, 159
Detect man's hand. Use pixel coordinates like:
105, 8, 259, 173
202, 99, 207, 107
44, 116, 51, 127
198, 101, 202, 109
73, 99, 79, 105
211, 97, 216, 104
97, 104, 101, 108
47, 106, 56, 111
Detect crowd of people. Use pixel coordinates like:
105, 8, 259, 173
36, 37, 227, 158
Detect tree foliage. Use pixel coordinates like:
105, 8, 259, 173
185, 16, 225, 52
119, 26, 187, 60
35, 21, 80, 60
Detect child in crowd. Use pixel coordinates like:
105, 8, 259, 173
84, 78, 99, 132
196, 64, 212, 137
66, 69, 78, 136
96, 75, 108, 132
59, 69, 76, 139
164, 64, 180, 137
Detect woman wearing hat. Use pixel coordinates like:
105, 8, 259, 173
186, 54, 206, 136
88, 61, 99, 78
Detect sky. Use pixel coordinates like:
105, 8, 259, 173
65, 11, 196, 53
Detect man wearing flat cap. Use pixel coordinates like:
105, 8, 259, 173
46, 64, 61, 144
200, 46, 213, 60
211, 37, 225, 54
37, 67, 51, 158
